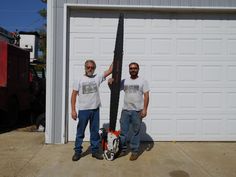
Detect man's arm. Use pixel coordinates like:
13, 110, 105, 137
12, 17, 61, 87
140, 91, 149, 118
71, 90, 78, 120
103, 63, 113, 78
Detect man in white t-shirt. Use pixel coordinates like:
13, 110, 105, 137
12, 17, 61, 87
71, 60, 112, 161
116, 62, 150, 161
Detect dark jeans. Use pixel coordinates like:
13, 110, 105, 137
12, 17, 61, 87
74, 108, 100, 154
119, 110, 142, 153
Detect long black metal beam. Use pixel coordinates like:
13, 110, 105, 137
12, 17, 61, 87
109, 13, 124, 131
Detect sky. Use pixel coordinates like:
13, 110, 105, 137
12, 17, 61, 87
0, 0, 46, 32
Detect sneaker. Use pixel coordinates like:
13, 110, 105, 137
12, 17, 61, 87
129, 153, 139, 161
92, 152, 104, 160
72, 153, 81, 161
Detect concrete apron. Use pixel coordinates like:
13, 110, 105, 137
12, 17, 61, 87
0, 130, 236, 177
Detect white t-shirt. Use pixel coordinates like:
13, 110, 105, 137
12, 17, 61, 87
73, 74, 105, 110
121, 77, 149, 111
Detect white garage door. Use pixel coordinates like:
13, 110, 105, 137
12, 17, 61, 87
68, 10, 236, 141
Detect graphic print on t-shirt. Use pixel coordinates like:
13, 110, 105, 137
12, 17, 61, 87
82, 82, 98, 94
124, 85, 139, 93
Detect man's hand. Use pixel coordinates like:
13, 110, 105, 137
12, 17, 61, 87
108, 78, 114, 84
141, 91, 149, 119
108, 78, 114, 88
71, 110, 77, 120
140, 109, 147, 119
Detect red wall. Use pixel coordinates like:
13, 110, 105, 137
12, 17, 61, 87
0, 41, 7, 87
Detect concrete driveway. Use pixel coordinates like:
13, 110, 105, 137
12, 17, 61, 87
0, 127, 236, 177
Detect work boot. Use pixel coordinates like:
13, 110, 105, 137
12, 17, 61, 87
72, 153, 81, 161
92, 152, 104, 160
129, 152, 139, 161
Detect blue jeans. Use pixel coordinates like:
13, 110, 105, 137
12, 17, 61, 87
74, 108, 100, 154
119, 110, 142, 153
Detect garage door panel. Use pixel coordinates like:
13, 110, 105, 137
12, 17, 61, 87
99, 16, 121, 27
227, 117, 236, 135
70, 12, 97, 33
151, 91, 174, 110
151, 87, 236, 113
201, 91, 223, 109
69, 119, 77, 141
200, 89, 224, 111
227, 65, 236, 81
226, 91, 236, 109
70, 33, 117, 59
70, 16, 95, 31
150, 113, 236, 141
70, 33, 96, 58
149, 61, 236, 87
125, 17, 146, 28
100, 38, 116, 55
125, 38, 146, 55
176, 38, 200, 55
71, 11, 115, 22
100, 92, 111, 109
202, 64, 223, 82
151, 18, 172, 28
151, 37, 174, 55
202, 19, 224, 32
176, 117, 200, 137
227, 39, 236, 55
151, 64, 174, 82
202, 38, 224, 55
68, 11, 236, 141
71, 11, 124, 33
226, 20, 236, 33
176, 19, 200, 27
202, 118, 224, 136
177, 65, 198, 81
176, 92, 198, 109
150, 115, 175, 139
69, 62, 84, 84
74, 37, 95, 55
